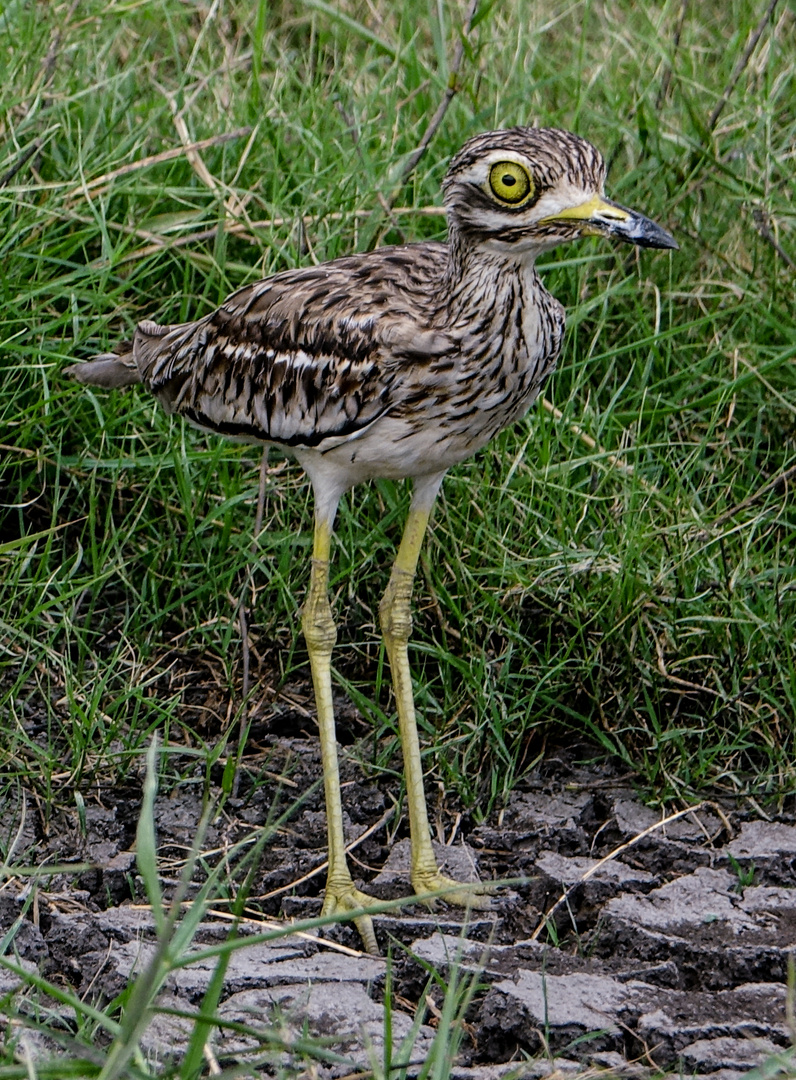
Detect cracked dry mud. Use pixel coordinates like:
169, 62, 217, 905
1, 741, 794, 1078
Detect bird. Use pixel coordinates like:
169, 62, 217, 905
66, 125, 677, 953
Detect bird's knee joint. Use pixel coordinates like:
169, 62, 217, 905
379, 575, 414, 643
302, 597, 337, 653
382, 611, 413, 644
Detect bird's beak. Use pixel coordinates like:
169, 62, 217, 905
543, 193, 678, 250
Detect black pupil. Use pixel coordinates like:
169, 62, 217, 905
502, 174, 516, 187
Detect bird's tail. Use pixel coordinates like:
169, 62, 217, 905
64, 341, 141, 388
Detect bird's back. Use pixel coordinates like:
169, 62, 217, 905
68, 242, 459, 455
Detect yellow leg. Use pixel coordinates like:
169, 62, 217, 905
302, 516, 379, 954
380, 490, 493, 908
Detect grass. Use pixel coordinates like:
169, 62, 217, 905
0, 0, 795, 1073
3, 0, 794, 804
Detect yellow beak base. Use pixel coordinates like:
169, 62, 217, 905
541, 194, 678, 250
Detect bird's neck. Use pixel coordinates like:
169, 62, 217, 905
442, 224, 544, 323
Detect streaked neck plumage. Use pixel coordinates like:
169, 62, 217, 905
441, 216, 550, 329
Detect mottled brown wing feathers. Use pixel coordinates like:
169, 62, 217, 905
134, 244, 452, 450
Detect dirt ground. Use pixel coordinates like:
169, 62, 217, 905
1, 667, 794, 1078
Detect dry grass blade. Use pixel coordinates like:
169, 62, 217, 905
655, 0, 689, 109
752, 208, 796, 271
96, 207, 446, 268
384, 0, 480, 215
708, 461, 796, 530
643, 614, 722, 698
256, 804, 396, 902
178, 905, 371, 958
166, 98, 250, 221
64, 128, 252, 201
0, 139, 43, 188
707, 0, 781, 131
232, 447, 270, 798
530, 802, 706, 940
170, 110, 223, 197
540, 397, 660, 494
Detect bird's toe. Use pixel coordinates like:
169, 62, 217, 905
321, 883, 381, 954
411, 872, 495, 910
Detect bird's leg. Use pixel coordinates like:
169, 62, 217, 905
302, 513, 379, 954
380, 476, 492, 909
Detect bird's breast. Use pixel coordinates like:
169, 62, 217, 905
434, 269, 565, 448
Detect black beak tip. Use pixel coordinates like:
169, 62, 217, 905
646, 231, 679, 251
634, 217, 678, 251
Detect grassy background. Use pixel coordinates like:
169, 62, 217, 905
2, 0, 795, 818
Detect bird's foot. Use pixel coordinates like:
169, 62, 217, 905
321, 882, 380, 955
411, 871, 495, 911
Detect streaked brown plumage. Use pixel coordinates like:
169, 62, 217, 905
67, 126, 676, 952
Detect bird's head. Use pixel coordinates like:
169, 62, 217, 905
442, 126, 677, 260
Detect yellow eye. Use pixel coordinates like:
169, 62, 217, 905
489, 161, 533, 205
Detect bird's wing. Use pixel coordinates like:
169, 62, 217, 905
135, 245, 453, 450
